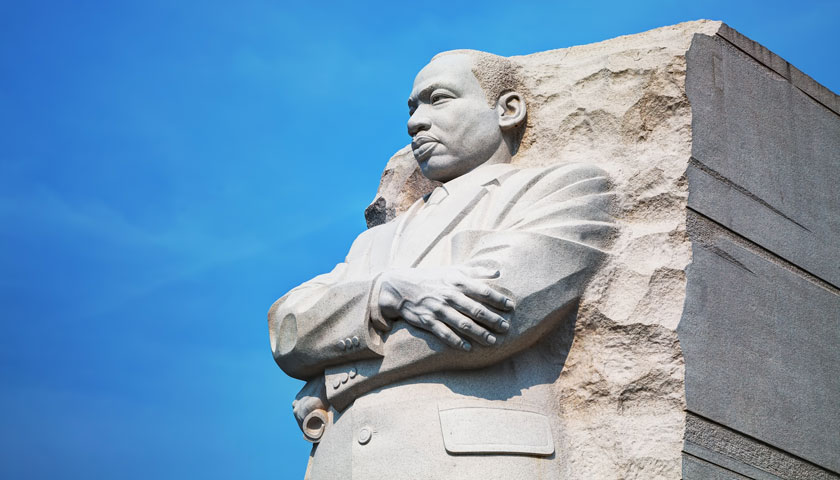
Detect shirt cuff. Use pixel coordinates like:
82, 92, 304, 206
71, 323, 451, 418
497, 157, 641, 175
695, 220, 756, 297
368, 273, 393, 332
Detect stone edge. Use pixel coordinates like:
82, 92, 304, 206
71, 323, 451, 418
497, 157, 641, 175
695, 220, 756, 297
715, 23, 840, 116
684, 413, 839, 480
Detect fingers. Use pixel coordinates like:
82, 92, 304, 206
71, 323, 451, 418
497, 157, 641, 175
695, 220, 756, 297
447, 293, 510, 334
455, 277, 515, 312
402, 309, 472, 351
436, 307, 498, 346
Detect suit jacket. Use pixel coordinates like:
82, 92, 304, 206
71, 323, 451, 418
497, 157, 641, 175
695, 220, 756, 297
269, 162, 616, 479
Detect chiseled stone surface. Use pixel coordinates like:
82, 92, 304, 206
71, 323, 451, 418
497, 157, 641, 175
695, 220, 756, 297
364, 146, 440, 228
273, 19, 838, 479
367, 20, 723, 479
363, 19, 839, 479
683, 413, 839, 480
273, 49, 615, 479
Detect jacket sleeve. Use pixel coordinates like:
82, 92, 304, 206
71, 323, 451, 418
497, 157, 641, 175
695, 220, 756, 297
268, 228, 386, 380
324, 163, 617, 410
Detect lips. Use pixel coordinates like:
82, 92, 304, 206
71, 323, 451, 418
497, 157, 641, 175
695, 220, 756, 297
412, 135, 439, 161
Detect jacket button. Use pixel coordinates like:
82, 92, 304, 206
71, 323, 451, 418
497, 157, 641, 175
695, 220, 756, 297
340, 372, 349, 384
348, 367, 357, 379
358, 427, 372, 445
337, 340, 347, 351
332, 378, 341, 389
351, 336, 360, 347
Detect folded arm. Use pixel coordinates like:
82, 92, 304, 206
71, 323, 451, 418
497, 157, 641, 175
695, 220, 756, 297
268, 228, 386, 380
325, 164, 617, 409
376, 164, 615, 357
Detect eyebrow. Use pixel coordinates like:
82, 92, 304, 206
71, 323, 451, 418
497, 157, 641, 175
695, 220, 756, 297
408, 82, 459, 109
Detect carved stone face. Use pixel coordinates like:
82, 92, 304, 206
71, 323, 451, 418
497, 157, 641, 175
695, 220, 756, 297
407, 55, 505, 183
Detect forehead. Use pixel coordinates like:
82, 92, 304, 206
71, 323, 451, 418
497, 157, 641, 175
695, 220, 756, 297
410, 54, 483, 98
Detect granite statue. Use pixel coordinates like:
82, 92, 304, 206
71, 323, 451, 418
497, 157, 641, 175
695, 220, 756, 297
268, 50, 616, 479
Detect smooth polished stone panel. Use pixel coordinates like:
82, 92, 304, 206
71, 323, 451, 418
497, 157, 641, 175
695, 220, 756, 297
679, 213, 840, 473
683, 455, 754, 480
715, 23, 840, 115
686, 33, 840, 287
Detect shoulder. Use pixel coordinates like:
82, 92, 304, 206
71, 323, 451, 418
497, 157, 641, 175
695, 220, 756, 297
497, 162, 612, 202
345, 218, 399, 262
487, 163, 617, 236
510, 162, 609, 185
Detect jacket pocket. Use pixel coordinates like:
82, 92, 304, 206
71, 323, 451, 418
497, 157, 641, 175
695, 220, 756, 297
437, 400, 554, 456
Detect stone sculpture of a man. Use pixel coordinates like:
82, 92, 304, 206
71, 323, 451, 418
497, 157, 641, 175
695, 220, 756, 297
268, 50, 615, 479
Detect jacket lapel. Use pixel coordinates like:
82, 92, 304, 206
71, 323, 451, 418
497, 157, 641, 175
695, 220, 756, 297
386, 163, 515, 268
391, 182, 490, 268
385, 199, 424, 267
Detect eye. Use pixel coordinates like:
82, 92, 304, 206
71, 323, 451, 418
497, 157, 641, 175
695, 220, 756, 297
431, 90, 453, 105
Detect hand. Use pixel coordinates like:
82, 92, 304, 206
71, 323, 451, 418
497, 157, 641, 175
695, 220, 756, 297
292, 378, 329, 442
376, 266, 514, 351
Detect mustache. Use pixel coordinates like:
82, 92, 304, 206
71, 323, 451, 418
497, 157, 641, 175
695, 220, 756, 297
411, 134, 439, 149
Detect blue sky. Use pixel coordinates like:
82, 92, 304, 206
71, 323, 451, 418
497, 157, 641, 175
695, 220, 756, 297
0, 1, 837, 478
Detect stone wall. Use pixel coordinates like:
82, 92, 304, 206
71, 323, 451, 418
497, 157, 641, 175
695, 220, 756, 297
365, 21, 839, 479
681, 24, 840, 479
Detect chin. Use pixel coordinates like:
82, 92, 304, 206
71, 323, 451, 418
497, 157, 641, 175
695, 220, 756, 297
418, 165, 453, 183
417, 156, 461, 183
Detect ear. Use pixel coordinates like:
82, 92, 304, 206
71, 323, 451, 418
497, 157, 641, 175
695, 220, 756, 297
495, 91, 526, 130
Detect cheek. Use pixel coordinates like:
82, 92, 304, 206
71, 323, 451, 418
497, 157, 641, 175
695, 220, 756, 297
458, 107, 499, 146
433, 101, 499, 156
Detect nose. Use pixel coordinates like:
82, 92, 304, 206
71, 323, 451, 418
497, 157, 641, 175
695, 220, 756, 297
407, 111, 431, 137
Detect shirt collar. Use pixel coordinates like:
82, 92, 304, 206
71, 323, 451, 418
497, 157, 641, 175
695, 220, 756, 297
426, 162, 514, 205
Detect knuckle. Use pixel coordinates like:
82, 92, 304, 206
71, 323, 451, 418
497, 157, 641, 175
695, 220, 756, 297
458, 321, 470, 331
471, 306, 484, 319
422, 301, 439, 313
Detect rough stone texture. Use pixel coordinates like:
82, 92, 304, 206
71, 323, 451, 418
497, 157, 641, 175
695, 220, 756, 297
684, 413, 838, 480
274, 51, 617, 479
369, 20, 721, 479
364, 146, 441, 228
366, 20, 839, 479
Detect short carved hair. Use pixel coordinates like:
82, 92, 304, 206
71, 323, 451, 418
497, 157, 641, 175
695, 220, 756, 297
432, 50, 527, 151
431, 49, 523, 107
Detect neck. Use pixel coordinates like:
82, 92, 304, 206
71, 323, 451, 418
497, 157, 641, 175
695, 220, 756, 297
482, 135, 513, 167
